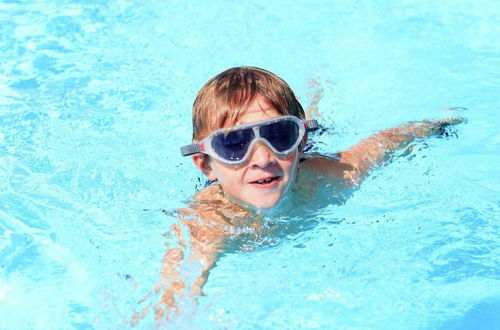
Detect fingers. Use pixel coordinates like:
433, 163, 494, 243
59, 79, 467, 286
439, 117, 466, 125
430, 117, 465, 138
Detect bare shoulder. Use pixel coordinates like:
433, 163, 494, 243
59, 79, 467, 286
192, 183, 226, 205
299, 153, 361, 187
179, 184, 226, 223
173, 184, 231, 251
179, 184, 253, 231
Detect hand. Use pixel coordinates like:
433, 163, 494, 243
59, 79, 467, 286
428, 117, 466, 138
402, 117, 465, 139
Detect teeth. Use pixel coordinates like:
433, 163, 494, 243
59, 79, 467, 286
257, 178, 273, 184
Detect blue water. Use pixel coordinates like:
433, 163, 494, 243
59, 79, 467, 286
1, 0, 499, 329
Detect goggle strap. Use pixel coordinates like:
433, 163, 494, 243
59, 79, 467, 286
304, 119, 319, 131
180, 143, 201, 156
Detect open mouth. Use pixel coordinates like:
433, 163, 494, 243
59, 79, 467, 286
250, 176, 280, 186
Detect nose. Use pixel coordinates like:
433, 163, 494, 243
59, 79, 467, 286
248, 142, 275, 168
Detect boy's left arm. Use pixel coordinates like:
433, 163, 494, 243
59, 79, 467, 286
303, 117, 464, 185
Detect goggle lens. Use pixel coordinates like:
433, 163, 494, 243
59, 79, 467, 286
211, 128, 255, 161
260, 121, 300, 152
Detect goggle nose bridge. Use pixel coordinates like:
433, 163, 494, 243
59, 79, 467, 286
241, 136, 279, 158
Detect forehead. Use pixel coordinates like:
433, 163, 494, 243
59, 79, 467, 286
198, 95, 284, 141
233, 96, 281, 126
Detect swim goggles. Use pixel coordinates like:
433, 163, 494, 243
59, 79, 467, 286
180, 116, 319, 166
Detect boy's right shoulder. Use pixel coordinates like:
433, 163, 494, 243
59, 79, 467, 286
194, 183, 223, 198
179, 184, 224, 216
179, 184, 249, 228
174, 184, 233, 248
191, 183, 229, 206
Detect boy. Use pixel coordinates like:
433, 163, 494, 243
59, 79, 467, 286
145, 66, 462, 321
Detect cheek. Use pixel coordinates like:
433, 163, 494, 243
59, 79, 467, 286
283, 155, 300, 184
212, 163, 242, 184
281, 152, 299, 171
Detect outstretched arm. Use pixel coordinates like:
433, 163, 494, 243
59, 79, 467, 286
302, 117, 464, 186
339, 117, 464, 176
131, 206, 226, 324
154, 218, 225, 320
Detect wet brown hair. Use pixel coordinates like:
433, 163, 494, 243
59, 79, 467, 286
192, 66, 305, 142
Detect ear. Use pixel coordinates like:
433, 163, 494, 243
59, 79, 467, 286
192, 154, 217, 181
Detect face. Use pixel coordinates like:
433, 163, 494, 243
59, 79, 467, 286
194, 95, 301, 209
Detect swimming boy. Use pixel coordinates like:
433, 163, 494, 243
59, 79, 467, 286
145, 66, 462, 321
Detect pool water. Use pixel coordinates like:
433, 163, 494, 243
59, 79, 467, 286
1, 0, 499, 329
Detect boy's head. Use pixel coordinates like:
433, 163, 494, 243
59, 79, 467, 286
188, 67, 309, 209
192, 66, 305, 142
